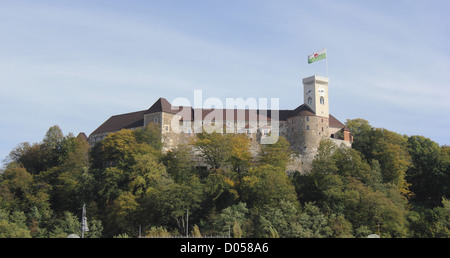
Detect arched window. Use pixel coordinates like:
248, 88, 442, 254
307, 125, 310, 130
320, 96, 325, 105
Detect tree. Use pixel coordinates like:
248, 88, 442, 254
211, 202, 249, 237
255, 200, 300, 238
6, 142, 46, 175
258, 136, 292, 170
295, 139, 409, 237
192, 132, 233, 169
104, 191, 140, 237
133, 123, 163, 151
347, 119, 412, 195
161, 144, 196, 183
0, 164, 51, 217
41, 125, 65, 169
0, 210, 32, 238
146, 226, 173, 237
49, 211, 81, 238
240, 164, 298, 209
371, 129, 411, 191
42, 136, 92, 214
203, 168, 239, 211
229, 134, 253, 173
143, 177, 204, 235
129, 153, 168, 197
191, 224, 202, 238
100, 129, 140, 169
406, 135, 450, 207
346, 118, 374, 160
408, 198, 450, 237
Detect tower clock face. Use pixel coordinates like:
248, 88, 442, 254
318, 87, 325, 96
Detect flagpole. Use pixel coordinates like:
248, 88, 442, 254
326, 48, 329, 78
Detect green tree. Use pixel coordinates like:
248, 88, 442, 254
258, 136, 292, 170
161, 144, 196, 183
408, 198, 450, 237
346, 119, 412, 195
100, 129, 140, 169
192, 132, 233, 169
49, 211, 81, 238
143, 176, 204, 235
346, 118, 375, 160
104, 191, 140, 237
240, 164, 298, 209
211, 202, 249, 237
41, 136, 93, 214
255, 200, 300, 238
0, 210, 32, 238
129, 153, 167, 197
203, 168, 239, 211
146, 226, 173, 237
371, 129, 411, 192
406, 135, 450, 207
0, 164, 51, 217
7, 142, 46, 175
295, 139, 409, 237
133, 123, 163, 151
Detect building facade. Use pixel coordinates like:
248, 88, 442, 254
88, 75, 352, 172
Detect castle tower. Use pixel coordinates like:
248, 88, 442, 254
303, 75, 329, 118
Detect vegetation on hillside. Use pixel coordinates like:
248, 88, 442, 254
0, 120, 449, 238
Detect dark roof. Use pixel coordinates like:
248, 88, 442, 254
180, 108, 271, 122
90, 98, 346, 136
144, 97, 183, 114
90, 110, 146, 136
329, 114, 345, 128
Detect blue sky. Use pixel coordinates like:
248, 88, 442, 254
1, 0, 449, 163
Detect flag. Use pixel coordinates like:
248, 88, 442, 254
308, 48, 327, 64
81, 204, 89, 232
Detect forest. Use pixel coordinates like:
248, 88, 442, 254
0, 118, 449, 238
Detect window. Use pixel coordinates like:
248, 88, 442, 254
307, 125, 310, 130
153, 117, 158, 123
320, 97, 325, 105
308, 97, 312, 105
306, 116, 309, 122
164, 125, 169, 132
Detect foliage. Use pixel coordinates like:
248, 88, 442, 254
192, 132, 234, 169
406, 136, 450, 207
1, 122, 449, 238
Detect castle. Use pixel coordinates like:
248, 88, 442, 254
88, 75, 352, 172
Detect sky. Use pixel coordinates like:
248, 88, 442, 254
1, 0, 449, 164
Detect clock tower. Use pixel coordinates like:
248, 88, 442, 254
303, 75, 329, 118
